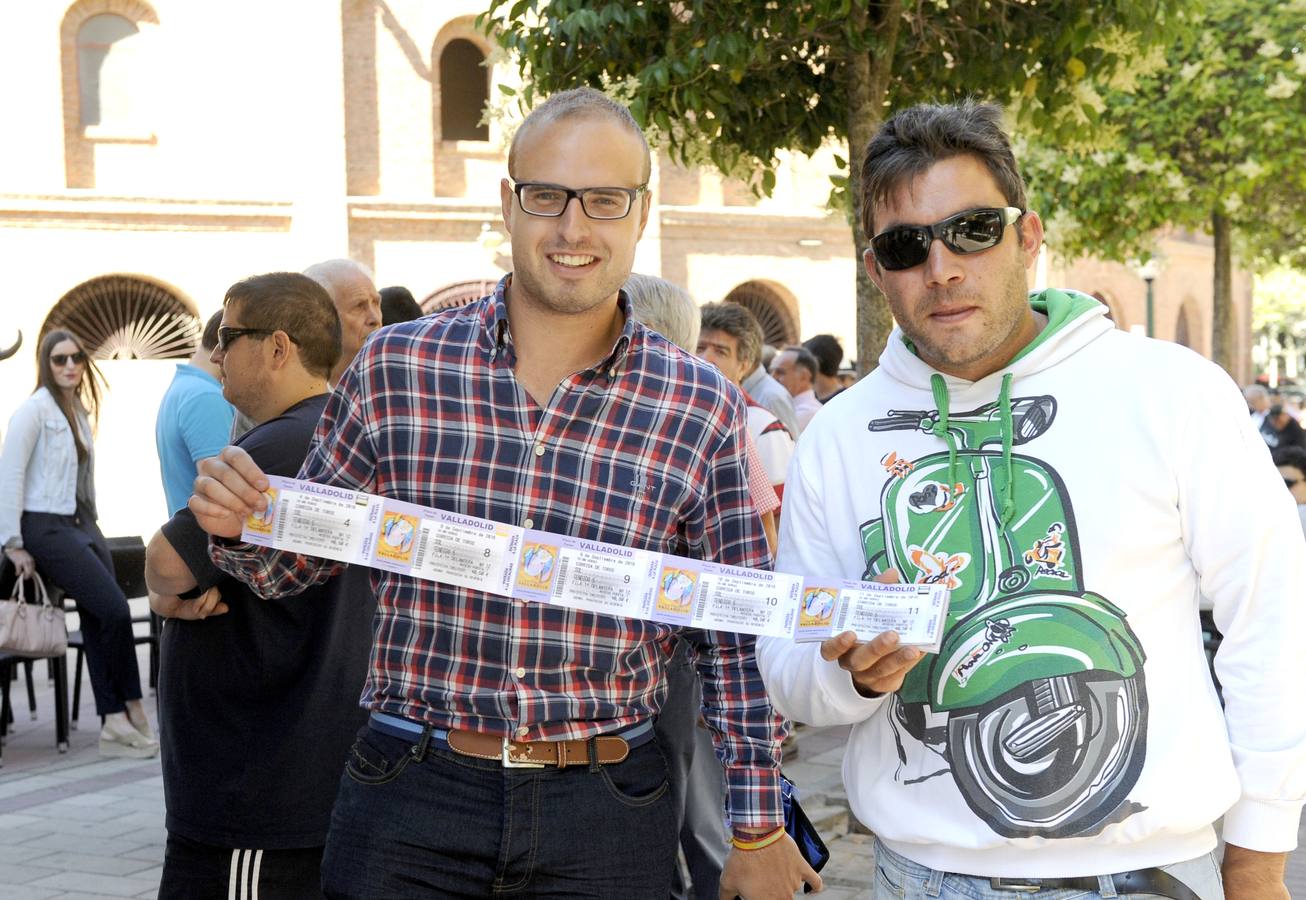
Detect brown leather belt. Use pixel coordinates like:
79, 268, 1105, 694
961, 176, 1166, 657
447, 730, 631, 769
368, 712, 655, 769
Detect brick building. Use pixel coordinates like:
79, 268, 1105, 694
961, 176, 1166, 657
0, 0, 1252, 540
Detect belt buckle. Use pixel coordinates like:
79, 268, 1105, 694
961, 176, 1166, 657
501, 737, 547, 769
989, 879, 1044, 893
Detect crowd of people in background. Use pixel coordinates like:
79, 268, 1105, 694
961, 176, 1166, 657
1246, 381, 1306, 534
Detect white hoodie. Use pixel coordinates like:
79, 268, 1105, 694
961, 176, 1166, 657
759, 290, 1306, 877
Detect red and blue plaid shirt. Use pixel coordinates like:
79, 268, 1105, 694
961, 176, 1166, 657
212, 278, 786, 828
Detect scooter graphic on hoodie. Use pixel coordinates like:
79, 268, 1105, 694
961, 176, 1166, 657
860, 393, 1148, 839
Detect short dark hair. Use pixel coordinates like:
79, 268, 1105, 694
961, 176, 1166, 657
781, 345, 819, 381
1272, 445, 1306, 472
199, 310, 223, 352
700, 302, 763, 370
802, 334, 844, 377
859, 100, 1027, 238
223, 272, 341, 380
380, 286, 424, 325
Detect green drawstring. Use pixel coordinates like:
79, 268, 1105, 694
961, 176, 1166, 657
929, 374, 959, 486
998, 372, 1016, 528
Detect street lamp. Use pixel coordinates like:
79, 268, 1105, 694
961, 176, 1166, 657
1136, 259, 1159, 338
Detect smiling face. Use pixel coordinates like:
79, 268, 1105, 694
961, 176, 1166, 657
48, 338, 85, 393
770, 349, 811, 396
501, 116, 650, 319
865, 154, 1044, 382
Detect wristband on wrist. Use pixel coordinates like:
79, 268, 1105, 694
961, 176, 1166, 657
730, 826, 786, 851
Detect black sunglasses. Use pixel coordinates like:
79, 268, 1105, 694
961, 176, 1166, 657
871, 206, 1024, 271
216, 326, 281, 352
50, 351, 87, 367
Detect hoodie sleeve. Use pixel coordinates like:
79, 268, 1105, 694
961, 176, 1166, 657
1179, 362, 1306, 852
757, 446, 884, 726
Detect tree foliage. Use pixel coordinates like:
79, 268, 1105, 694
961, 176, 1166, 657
479, 0, 1181, 370
1022, 0, 1306, 371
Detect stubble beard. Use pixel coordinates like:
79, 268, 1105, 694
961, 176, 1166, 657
901, 263, 1032, 377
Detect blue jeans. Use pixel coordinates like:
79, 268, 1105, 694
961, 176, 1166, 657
320, 725, 679, 898
873, 840, 1224, 900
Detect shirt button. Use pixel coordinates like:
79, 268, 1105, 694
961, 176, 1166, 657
516, 726, 529, 738
608, 368, 616, 378
534, 443, 546, 457
514, 667, 526, 678
523, 518, 534, 529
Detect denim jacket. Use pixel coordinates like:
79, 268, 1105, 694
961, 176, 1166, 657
0, 387, 95, 549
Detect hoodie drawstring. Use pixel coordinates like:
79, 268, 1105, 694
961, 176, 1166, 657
998, 372, 1016, 528
929, 374, 960, 487
930, 372, 1018, 528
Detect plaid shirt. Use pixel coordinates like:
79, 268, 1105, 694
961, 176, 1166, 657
211, 279, 786, 829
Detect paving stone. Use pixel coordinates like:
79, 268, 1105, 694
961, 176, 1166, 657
28, 849, 159, 876
19, 832, 148, 859
0, 861, 63, 885
26, 870, 162, 897
2, 886, 64, 900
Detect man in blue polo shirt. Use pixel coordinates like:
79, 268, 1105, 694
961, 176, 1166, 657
155, 311, 235, 514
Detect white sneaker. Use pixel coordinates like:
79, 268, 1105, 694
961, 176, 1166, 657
100, 718, 159, 759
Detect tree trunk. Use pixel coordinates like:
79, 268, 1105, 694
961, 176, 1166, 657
848, 1, 902, 376
1210, 209, 1234, 376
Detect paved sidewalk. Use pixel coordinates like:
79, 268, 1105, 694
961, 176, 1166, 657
2, 650, 1306, 898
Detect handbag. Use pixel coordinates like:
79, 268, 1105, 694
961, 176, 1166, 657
0, 571, 68, 657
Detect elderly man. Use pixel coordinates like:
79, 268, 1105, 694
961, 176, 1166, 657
302, 258, 383, 386
769, 344, 822, 434
759, 100, 1306, 899
189, 88, 813, 899
145, 272, 374, 899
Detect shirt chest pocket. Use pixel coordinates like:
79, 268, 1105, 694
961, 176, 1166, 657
40, 418, 74, 469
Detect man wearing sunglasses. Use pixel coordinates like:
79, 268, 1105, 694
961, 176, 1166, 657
145, 273, 375, 898
759, 101, 1306, 899
188, 88, 810, 899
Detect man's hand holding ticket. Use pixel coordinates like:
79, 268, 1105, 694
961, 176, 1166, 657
820, 569, 928, 698
191, 446, 273, 538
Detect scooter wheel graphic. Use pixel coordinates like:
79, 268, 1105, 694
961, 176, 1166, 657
946, 672, 1146, 838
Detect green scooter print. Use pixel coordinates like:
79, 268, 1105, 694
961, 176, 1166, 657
860, 395, 1148, 838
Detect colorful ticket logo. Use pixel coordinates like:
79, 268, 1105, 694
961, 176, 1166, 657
245, 488, 278, 535
516, 542, 559, 592
800, 587, 837, 628
376, 512, 419, 563
657, 567, 698, 615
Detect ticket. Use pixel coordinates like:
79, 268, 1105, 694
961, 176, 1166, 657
649, 558, 800, 639
242, 475, 381, 564
403, 508, 522, 597
513, 531, 661, 617
793, 580, 950, 652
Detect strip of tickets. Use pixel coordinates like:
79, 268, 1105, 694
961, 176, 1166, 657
241, 475, 951, 650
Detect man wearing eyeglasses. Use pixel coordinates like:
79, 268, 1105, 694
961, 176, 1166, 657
145, 272, 375, 899
188, 88, 812, 899
758, 101, 1306, 899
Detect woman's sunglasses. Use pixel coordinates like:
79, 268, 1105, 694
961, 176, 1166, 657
870, 206, 1024, 271
50, 351, 87, 367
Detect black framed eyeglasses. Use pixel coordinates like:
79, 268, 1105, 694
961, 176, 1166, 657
50, 351, 87, 367
871, 206, 1024, 271
216, 327, 279, 352
511, 180, 648, 220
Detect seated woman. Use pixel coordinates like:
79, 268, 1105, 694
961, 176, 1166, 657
0, 329, 156, 757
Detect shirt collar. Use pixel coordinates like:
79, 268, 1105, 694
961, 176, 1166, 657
483, 275, 635, 380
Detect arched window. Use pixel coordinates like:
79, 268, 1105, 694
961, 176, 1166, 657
439, 39, 489, 142
76, 13, 141, 127
43, 275, 198, 360
724, 281, 799, 347
422, 279, 499, 313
